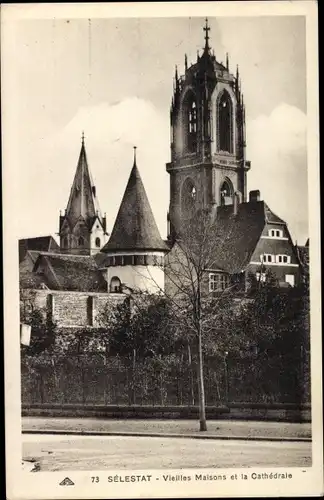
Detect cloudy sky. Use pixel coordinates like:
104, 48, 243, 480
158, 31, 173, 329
5, 14, 308, 244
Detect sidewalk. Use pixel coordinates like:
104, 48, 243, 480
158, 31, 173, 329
22, 417, 312, 442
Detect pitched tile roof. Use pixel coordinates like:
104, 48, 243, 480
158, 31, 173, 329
212, 201, 267, 274
19, 236, 60, 263
102, 162, 168, 253
34, 252, 107, 292
264, 204, 285, 224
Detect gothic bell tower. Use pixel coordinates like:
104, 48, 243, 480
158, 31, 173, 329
166, 19, 251, 240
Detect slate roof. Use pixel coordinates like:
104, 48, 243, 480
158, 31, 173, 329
33, 252, 107, 292
102, 162, 168, 253
19, 236, 60, 263
210, 201, 267, 274
264, 204, 285, 224
207, 200, 289, 274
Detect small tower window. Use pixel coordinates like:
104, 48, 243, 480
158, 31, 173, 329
220, 179, 233, 206
62, 236, 68, 249
110, 276, 121, 293
78, 236, 84, 246
95, 237, 101, 248
189, 101, 197, 134
217, 91, 233, 153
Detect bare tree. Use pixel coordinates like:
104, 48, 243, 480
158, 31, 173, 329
142, 209, 240, 431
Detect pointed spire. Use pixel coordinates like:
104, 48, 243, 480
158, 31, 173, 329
236, 64, 239, 82
102, 152, 168, 253
185, 53, 188, 71
197, 49, 200, 62
133, 146, 137, 167
226, 52, 229, 70
203, 17, 211, 53
64, 135, 103, 227
175, 65, 180, 93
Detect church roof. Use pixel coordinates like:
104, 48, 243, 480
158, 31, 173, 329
33, 252, 107, 292
102, 157, 168, 253
212, 201, 288, 274
19, 236, 60, 263
64, 137, 104, 229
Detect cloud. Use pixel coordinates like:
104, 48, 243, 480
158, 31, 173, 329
17, 97, 170, 240
17, 98, 308, 246
246, 103, 308, 244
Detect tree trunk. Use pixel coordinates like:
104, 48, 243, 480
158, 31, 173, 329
132, 348, 136, 405
187, 342, 195, 405
197, 327, 207, 431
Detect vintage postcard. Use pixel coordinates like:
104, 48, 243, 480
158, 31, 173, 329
2, 1, 322, 498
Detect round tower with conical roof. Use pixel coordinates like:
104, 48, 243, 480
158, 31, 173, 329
101, 148, 169, 294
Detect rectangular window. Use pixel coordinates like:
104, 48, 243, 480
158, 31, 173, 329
285, 274, 295, 287
263, 254, 275, 263
124, 255, 132, 265
276, 254, 291, 264
268, 229, 283, 238
209, 273, 229, 292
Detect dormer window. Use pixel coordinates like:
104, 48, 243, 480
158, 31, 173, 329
268, 229, 284, 238
261, 254, 275, 263
277, 254, 291, 264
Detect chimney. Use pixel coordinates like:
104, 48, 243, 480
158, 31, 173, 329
249, 190, 260, 203
233, 191, 242, 215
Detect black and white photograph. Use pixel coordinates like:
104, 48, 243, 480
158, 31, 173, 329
2, 1, 322, 499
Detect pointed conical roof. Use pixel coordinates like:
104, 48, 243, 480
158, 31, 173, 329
102, 158, 168, 253
65, 136, 103, 228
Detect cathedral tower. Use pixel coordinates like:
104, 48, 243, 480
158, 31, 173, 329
59, 134, 108, 255
166, 19, 251, 240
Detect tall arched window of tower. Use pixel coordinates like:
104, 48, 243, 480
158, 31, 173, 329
217, 91, 233, 154
182, 92, 198, 154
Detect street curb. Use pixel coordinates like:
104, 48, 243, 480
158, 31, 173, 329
22, 429, 312, 443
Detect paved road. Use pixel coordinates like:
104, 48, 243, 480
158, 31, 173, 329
22, 417, 311, 440
23, 434, 312, 471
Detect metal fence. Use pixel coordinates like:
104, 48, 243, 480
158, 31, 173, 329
21, 351, 310, 406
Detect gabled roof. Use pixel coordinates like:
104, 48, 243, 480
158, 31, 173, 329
264, 204, 285, 224
212, 201, 267, 274
33, 252, 107, 292
19, 236, 60, 263
64, 138, 104, 229
102, 160, 168, 253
